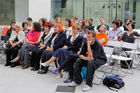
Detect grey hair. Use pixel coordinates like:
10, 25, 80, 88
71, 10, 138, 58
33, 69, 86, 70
14, 22, 22, 29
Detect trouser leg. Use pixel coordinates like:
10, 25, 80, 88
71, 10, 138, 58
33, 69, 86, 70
74, 58, 87, 84
86, 59, 106, 87
6, 48, 12, 65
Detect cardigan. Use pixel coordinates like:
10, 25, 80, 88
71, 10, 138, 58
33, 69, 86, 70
9, 30, 25, 42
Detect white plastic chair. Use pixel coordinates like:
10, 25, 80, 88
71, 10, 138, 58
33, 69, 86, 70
107, 40, 123, 48
111, 42, 138, 77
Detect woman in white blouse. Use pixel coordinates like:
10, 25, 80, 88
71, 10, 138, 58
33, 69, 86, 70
5, 22, 25, 67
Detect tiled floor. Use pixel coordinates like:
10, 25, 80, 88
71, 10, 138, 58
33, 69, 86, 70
0, 55, 140, 93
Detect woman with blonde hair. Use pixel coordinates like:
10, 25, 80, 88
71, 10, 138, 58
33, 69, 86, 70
54, 17, 64, 27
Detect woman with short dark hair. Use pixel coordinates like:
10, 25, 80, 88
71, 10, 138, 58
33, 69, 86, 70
22, 22, 29, 36
121, 22, 140, 43
108, 20, 124, 41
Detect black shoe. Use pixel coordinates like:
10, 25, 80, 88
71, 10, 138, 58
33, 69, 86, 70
5, 63, 10, 66
10, 63, 16, 68
31, 67, 38, 71
37, 71, 47, 74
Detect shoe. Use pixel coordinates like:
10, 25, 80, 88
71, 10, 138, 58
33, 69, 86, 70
82, 85, 91, 91
37, 71, 47, 74
22, 65, 28, 69
64, 78, 73, 83
69, 81, 78, 87
40, 63, 46, 67
10, 63, 16, 68
31, 67, 38, 71
4, 63, 10, 66
52, 68, 59, 74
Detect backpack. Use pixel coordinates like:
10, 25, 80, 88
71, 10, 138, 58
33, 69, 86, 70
103, 75, 125, 92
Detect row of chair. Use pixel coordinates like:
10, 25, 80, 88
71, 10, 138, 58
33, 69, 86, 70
93, 40, 140, 85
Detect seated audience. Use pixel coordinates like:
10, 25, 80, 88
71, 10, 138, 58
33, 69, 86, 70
40, 25, 83, 78
38, 24, 66, 74
30, 22, 53, 71
11, 22, 41, 69
69, 31, 107, 91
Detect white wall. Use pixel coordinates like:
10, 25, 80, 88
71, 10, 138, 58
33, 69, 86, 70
15, 0, 29, 22
29, 0, 51, 22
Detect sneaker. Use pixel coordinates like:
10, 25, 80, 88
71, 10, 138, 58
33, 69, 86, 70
69, 81, 78, 87
52, 68, 59, 74
82, 85, 91, 91
64, 78, 72, 83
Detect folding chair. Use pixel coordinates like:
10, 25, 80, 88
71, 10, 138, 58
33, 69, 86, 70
124, 41, 140, 69
130, 39, 140, 68
111, 42, 137, 77
106, 41, 123, 73
0, 42, 6, 64
107, 40, 123, 48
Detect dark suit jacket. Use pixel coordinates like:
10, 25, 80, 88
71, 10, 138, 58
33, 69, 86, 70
66, 35, 83, 53
46, 32, 67, 51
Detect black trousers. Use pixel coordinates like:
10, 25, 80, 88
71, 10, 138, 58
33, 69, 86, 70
6, 46, 20, 65
61, 54, 79, 79
74, 58, 106, 87
31, 48, 45, 70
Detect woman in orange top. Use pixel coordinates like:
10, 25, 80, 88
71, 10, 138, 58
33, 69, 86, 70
96, 25, 108, 46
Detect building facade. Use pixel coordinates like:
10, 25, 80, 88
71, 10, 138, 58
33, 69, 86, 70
0, 0, 140, 28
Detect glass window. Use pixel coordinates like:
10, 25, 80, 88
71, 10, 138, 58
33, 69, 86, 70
0, 0, 15, 25
51, 0, 139, 28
